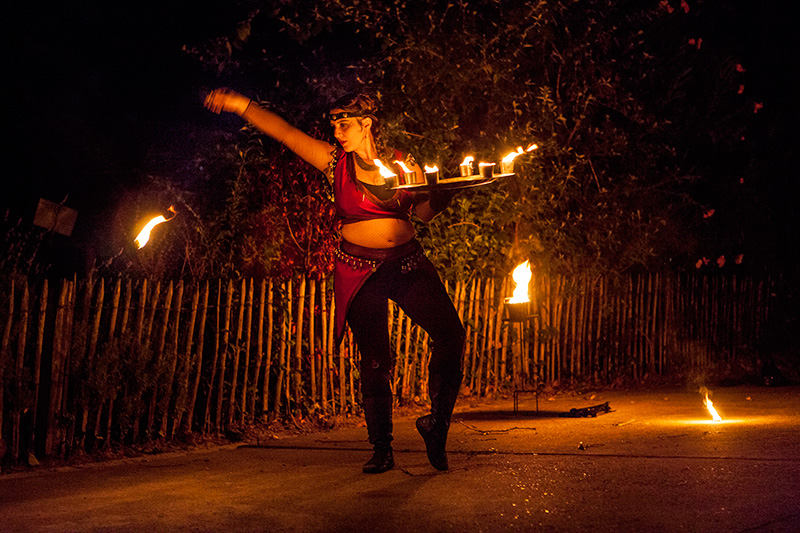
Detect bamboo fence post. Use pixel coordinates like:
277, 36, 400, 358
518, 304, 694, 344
283, 279, 294, 414
294, 276, 306, 412
261, 279, 274, 417
106, 278, 131, 441
418, 332, 431, 396
484, 278, 496, 396
0, 280, 12, 457
477, 278, 491, 395
308, 278, 317, 410
273, 282, 287, 415
146, 280, 173, 438
59, 281, 76, 454
158, 280, 183, 437
392, 304, 404, 396
29, 279, 48, 458
215, 280, 233, 432
327, 286, 336, 414
227, 279, 246, 427
320, 279, 328, 412
78, 278, 103, 445
500, 281, 510, 386
338, 327, 346, 414
129, 280, 149, 442
410, 324, 421, 400
348, 329, 356, 412
44, 281, 65, 455
173, 283, 199, 437
8, 281, 28, 460
241, 278, 254, 422
401, 314, 413, 401
493, 277, 506, 395
249, 279, 266, 422
95, 279, 121, 444
595, 276, 604, 383
464, 278, 476, 390
184, 281, 209, 434
202, 280, 221, 433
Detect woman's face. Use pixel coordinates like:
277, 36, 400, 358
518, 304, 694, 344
330, 109, 370, 152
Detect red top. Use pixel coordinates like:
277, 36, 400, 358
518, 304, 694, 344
333, 150, 415, 224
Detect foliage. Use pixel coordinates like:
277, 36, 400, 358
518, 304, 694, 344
179, 0, 757, 279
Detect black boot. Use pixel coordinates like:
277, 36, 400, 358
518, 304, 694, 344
363, 445, 394, 474
416, 414, 449, 471
361, 396, 394, 474
417, 372, 462, 471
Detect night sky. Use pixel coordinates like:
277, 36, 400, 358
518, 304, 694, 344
5, 1, 799, 273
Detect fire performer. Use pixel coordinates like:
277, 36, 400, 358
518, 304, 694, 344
204, 89, 465, 473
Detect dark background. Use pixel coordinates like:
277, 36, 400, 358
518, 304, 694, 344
4, 1, 798, 275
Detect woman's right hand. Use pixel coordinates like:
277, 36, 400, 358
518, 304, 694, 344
204, 88, 251, 115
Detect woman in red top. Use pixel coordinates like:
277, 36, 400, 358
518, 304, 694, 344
205, 89, 465, 473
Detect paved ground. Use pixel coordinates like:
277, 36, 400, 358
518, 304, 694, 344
1, 385, 799, 532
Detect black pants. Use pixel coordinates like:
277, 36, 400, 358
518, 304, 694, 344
347, 249, 466, 404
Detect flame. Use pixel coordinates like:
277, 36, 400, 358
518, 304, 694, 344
374, 159, 397, 178
134, 206, 176, 249
508, 261, 532, 303
478, 161, 494, 167
394, 160, 413, 174
460, 155, 474, 165
501, 148, 524, 164
703, 392, 723, 422
424, 164, 439, 173
526, 143, 539, 152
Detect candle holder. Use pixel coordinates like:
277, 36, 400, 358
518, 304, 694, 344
504, 299, 532, 322
384, 174, 398, 189
400, 171, 416, 186
500, 160, 515, 174
425, 170, 440, 185
479, 163, 495, 179
459, 161, 473, 177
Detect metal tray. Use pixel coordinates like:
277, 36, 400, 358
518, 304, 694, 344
389, 173, 514, 191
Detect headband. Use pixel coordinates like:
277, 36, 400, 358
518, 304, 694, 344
329, 111, 377, 122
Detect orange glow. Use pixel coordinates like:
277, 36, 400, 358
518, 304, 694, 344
704, 392, 723, 422
394, 160, 413, 174
460, 155, 474, 165
424, 164, 439, 173
134, 206, 176, 249
508, 261, 532, 303
526, 143, 539, 152
501, 147, 524, 164
374, 159, 397, 178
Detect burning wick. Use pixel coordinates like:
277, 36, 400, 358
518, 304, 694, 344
424, 164, 440, 185
501, 147, 524, 164
134, 206, 176, 249
459, 156, 474, 177
374, 159, 397, 178
375, 159, 399, 187
703, 392, 723, 422
508, 261, 532, 303
393, 159, 417, 185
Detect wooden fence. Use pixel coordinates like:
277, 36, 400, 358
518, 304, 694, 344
0, 272, 772, 463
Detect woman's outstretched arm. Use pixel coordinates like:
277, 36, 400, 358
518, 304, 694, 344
204, 88, 335, 175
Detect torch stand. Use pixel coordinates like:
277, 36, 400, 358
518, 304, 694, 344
503, 299, 539, 413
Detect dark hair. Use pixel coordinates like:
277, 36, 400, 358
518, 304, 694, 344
330, 92, 379, 132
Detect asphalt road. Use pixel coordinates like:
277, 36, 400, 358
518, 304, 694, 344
1, 386, 798, 532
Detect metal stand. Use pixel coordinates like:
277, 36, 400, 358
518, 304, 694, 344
503, 300, 539, 414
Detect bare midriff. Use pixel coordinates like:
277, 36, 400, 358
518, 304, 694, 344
341, 218, 416, 249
